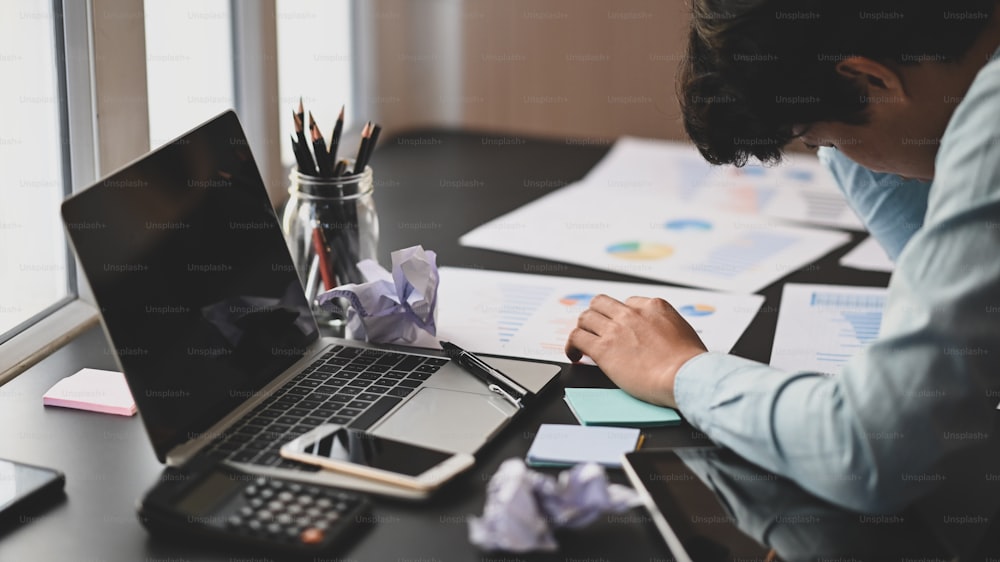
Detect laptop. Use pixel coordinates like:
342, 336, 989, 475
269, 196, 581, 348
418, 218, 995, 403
61, 110, 561, 498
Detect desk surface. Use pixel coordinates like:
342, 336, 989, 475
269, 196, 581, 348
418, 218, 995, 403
0, 130, 888, 561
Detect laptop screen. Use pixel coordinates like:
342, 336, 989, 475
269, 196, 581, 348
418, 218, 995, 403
62, 111, 319, 461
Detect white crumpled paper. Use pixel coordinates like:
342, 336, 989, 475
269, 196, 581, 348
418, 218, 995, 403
317, 245, 439, 345
468, 458, 641, 552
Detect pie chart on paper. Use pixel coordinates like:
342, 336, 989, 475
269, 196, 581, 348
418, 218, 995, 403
606, 241, 674, 260
664, 218, 713, 232
678, 304, 716, 317
559, 293, 596, 307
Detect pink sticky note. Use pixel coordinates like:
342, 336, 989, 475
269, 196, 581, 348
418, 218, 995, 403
42, 368, 137, 417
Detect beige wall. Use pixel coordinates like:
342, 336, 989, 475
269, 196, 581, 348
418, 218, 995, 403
460, 0, 691, 141
364, 0, 693, 142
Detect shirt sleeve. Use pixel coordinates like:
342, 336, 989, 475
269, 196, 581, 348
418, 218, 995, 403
817, 147, 932, 260
674, 64, 1000, 514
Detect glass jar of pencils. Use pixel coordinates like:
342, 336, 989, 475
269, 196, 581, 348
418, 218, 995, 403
282, 161, 379, 331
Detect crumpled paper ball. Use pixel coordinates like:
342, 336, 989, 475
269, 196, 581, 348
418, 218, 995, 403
468, 458, 641, 552
317, 245, 438, 345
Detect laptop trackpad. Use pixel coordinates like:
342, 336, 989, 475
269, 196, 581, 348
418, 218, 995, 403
370, 387, 515, 454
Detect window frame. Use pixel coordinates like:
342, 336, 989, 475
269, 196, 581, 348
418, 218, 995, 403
1, 0, 154, 382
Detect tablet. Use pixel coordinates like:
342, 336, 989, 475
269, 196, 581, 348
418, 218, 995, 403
621, 448, 771, 562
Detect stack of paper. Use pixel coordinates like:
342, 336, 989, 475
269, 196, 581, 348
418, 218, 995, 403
525, 424, 642, 468
563, 388, 681, 427
42, 368, 137, 416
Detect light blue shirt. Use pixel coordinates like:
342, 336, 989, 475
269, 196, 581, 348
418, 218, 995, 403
816, 147, 931, 260
673, 48, 1000, 555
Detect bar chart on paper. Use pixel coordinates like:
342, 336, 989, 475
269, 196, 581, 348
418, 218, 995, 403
770, 283, 888, 376
435, 267, 765, 364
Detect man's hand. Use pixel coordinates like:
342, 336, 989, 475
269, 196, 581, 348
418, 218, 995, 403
565, 294, 708, 408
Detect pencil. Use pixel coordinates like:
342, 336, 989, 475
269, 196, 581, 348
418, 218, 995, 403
293, 109, 317, 176
290, 134, 307, 175
309, 111, 332, 176
305, 253, 321, 303
311, 225, 335, 290
353, 122, 372, 174
359, 123, 381, 171
329, 104, 345, 163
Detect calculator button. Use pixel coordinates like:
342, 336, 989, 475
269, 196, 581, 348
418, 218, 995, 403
306, 507, 323, 518
276, 513, 294, 525
300, 527, 325, 545
285, 526, 304, 540
256, 510, 274, 521
239, 506, 255, 518
315, 498, 332, 509
248, 497, 264, 509
259, 488, 275, 500
244, 485, 259, 496
277, 491, 294, 502
267, 500, 285, 512
286, 504, 304, 515
296, 495, 315, 506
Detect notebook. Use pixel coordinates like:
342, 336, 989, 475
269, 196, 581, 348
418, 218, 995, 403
61, 110, 562, 499
526, 424, 642, 468
564, 388, 681, 428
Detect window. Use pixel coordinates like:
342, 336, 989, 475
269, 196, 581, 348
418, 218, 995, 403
1, 0, 357, 380
0, 1, 72, 339
144, 0, 234, 149
276, 0, 354, 168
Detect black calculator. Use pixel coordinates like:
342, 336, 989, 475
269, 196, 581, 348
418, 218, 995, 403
138, 456, 372, 557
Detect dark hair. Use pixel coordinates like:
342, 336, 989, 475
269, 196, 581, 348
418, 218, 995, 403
680, 1, 998, 166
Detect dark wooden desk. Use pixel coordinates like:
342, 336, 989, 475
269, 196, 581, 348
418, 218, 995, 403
0, 130, 888, 561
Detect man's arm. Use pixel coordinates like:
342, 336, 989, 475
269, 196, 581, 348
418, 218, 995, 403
817, 146, 932, 260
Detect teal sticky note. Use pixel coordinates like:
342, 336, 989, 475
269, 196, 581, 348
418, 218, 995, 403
526, 424, 641, 468
563, 388, 681, 427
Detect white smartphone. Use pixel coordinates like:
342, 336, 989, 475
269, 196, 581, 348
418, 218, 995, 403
280, 424, 475, 492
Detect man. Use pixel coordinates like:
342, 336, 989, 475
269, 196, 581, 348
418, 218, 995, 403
566, 1, 1000, 556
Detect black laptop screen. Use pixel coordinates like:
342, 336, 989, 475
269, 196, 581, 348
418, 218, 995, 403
61, 111, 319, 461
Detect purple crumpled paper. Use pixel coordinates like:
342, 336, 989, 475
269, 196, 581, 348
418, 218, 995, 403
317, 245, 438, 345
468, 458, 641, 552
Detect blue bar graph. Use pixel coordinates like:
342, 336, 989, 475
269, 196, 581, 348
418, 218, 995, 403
496, 283, 553, 343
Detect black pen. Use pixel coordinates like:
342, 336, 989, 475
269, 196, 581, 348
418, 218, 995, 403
440, 341, 531, 409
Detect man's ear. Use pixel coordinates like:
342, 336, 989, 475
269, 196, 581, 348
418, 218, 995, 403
835, 56, 909, 99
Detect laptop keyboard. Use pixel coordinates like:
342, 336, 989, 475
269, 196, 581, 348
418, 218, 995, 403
205, 345, 447, 470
